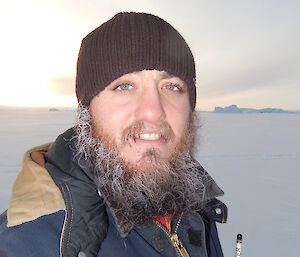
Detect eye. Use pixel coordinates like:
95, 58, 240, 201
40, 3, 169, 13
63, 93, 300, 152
115, 83, 133, 91
164, 83, 183, 92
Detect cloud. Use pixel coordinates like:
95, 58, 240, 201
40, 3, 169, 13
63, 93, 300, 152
199, 55, 300, 97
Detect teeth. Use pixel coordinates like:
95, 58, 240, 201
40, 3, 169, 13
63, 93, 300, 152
139, 133, 160, 140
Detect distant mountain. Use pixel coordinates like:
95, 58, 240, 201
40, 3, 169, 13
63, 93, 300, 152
49, 108, 60, 112
214, 104, 295, 114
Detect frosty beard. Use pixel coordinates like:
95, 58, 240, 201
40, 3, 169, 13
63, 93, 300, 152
75, 104, 212, 236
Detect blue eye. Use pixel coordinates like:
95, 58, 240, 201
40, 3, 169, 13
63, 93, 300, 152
116, 83, 133, 91
164, 83, 182, 92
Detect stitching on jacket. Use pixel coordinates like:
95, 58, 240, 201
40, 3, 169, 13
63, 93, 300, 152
60, 184, 74, 256
59, 208, 68, 257
65, 183, 74, 250
60, 185, 67, 256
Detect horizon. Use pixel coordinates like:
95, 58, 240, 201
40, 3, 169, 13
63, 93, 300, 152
1, 103, 299, 112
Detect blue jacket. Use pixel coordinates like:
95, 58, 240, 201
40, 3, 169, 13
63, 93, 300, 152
0, 128, 227, 257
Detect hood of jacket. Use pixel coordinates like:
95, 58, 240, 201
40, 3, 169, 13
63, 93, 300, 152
7, 143, 66, 227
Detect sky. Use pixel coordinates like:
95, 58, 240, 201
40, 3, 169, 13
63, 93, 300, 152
0, 0, 299, 111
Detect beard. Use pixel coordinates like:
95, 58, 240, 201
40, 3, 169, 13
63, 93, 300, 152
74, 104, 222, 236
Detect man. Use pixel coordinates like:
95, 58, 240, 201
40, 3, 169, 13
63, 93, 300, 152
0, 12, 227, 257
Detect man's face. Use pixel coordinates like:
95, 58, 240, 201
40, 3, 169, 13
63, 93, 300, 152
89, 70, 191, 166
75, 70, 216, 233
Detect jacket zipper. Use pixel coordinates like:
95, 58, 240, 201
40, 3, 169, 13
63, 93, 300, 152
154, 216, 190, 257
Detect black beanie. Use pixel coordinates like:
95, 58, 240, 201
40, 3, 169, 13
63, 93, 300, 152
76, 12, 196, 109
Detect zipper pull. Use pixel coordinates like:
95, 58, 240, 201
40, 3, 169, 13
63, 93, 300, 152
171, 233, 190, 257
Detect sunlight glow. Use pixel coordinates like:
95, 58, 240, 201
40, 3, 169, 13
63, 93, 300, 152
0, 1, 79, 107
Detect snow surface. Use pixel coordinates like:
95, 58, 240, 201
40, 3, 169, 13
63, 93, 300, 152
0, 107, 299, 257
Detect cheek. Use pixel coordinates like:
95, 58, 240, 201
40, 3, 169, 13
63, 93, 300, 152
174, 116, 190, 140
166, 104, 191, 141
92, 105, 134, 144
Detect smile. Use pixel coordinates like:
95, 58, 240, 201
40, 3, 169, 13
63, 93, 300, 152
135, 133, 161, 141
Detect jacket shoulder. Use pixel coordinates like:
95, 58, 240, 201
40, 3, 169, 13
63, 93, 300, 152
0, 210, 65, 257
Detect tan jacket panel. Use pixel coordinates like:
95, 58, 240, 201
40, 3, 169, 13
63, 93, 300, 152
7, 143, 66, 227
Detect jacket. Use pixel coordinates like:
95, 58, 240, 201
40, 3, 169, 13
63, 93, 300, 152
0, 128, 227, 257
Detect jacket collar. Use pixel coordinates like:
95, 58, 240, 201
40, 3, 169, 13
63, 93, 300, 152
44, 128, 108, 256
6, 128, 227, 229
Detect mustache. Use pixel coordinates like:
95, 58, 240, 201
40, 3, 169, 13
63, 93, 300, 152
121, 121, 175, 144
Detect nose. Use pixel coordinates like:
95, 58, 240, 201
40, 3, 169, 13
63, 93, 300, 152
134, 85, 166, 123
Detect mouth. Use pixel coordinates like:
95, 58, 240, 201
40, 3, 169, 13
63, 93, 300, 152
126, 132, 166, 144
135, 133, 161, 141
122, 121, 175, 148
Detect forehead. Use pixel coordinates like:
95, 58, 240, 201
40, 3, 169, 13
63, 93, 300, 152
147, 70, 173, 79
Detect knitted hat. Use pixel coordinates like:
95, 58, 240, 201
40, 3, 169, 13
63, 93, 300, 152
76, 12, 196, 109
